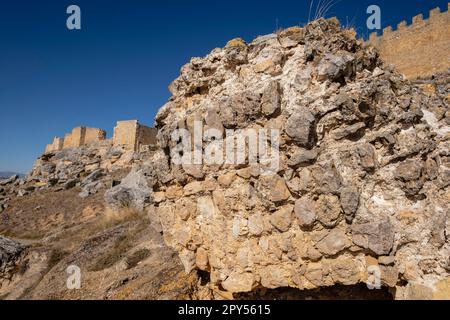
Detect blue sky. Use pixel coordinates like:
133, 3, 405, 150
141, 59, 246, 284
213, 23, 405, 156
0, 0, 448, 173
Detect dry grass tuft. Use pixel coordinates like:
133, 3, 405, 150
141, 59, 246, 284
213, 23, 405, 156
98, 207, 144, 230
308, 0, 342, 22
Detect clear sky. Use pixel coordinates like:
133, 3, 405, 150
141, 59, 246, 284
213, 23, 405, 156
1, 0, 448, 173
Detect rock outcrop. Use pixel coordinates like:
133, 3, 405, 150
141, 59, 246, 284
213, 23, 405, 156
135, 18, 450, 299
0, 236, 26, 281
22, 143, 150, 199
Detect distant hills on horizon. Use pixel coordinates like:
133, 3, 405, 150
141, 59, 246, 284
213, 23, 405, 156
0, 172, 26, 179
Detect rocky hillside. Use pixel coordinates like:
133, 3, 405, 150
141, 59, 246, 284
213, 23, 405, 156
0, 143, 205, 299
1, 17, 449, 300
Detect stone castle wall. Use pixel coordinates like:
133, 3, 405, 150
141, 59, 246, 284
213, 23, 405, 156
45, 121, 157, 153
58, 127, 106, 151
62, 127, 81, 149
46, 127, 106, 153
113, 120, 157, 152
84, 127, 107, 145
45, 137, 64, 154
369, 4, 450, 79
112, 120, 138, 150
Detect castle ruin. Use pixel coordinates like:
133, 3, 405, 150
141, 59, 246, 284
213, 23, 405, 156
369, 4, 450, 79
113, 120, 158, 152
45, 120, 157, 154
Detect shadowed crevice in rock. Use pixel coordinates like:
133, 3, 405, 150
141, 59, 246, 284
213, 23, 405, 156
235, 284, 394, 300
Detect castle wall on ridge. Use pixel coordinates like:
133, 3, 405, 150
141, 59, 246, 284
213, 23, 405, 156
369, 4, 450, 79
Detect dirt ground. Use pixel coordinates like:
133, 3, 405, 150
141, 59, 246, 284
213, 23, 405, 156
0, 186, 202, 300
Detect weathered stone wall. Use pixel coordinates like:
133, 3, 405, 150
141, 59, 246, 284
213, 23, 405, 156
62, 127, 83, 149
62, 131, 75, 149
113, 120, 157, 151
83, 128, 106, 145
45, 137, 64, 153
113, 120, 138, 150
369, 4, 450, 79
45, 127, 107, 153
45, 122, 157, 154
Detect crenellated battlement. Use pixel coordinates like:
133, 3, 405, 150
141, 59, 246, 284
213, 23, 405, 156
368, 3, 450, 79
369, 4, 450, 42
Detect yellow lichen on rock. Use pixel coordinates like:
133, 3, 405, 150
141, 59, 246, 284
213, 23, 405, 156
226, 38, 247, 48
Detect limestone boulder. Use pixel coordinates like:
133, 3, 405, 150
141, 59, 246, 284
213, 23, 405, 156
104, 169, 153, 210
